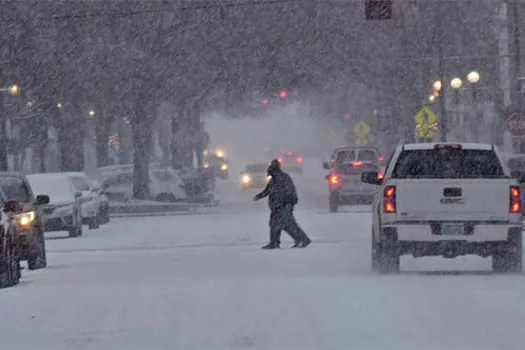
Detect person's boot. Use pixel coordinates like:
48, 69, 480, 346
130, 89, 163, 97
298, 237, 311, 248
262, 242, 280, 249
291, 241, 302, 248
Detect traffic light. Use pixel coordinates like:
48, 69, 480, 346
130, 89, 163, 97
365, 0, 392, 20
263, 99, 269, 105
279, 90, 287, 99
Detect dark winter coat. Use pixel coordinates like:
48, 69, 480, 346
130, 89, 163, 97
255, 170, 298, 212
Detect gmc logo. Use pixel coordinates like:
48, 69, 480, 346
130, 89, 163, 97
440, 198, 465, 204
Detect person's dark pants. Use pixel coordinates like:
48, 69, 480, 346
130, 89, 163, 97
269, 204, 308, 246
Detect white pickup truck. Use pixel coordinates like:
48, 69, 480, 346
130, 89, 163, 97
361, 143, 524, 274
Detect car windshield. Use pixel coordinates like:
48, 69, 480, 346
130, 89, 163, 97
0, 177, 31, 203
357, 150, 377, 161
26, 175, 74, 203
335, 150, 355, 163
392, 149, 506, 179
69, 176, 90, 191
246, 164, 267, 173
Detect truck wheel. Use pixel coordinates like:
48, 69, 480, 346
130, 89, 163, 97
28, 231, 46, 270
329, 192, 339, 213
492, 231, 522, 273
376, 232, 400, 274
88, 216, 99, 230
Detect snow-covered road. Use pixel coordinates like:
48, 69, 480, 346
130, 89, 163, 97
1, 169, 525, 349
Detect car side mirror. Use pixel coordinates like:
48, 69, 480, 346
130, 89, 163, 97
511, 170, 525, 183
322, 162, 330, 170
361, 172, 383, 186
75, 192, 82, 199
4, 200, 22, 213
35, 194, 50, 205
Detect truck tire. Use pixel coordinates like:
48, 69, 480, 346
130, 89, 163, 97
28, 231, 46, 270
376, 229, 400, 274
492, 231, 522, 273
329, 192, 339, 213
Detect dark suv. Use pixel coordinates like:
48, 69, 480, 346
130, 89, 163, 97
0, 173, 49, 270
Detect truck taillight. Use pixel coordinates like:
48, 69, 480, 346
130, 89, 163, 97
510, 186, 521, 213
330, 174, 340, 186
377, 172, 384, 180
383, 186, 396, 213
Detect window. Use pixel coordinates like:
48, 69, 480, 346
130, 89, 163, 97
153, 170, 174, 182
0, 177, 31, 203
392, 149, 505, 179
357, 149, 378, 161
70, 176, 90, 191
103, 173, 133, 187
335, 150, 356, 164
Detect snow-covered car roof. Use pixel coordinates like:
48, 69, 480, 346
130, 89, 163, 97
26, 173, 76, 204
401, 143, 494, 151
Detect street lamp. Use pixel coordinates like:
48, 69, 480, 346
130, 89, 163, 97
450, 77, 463, 89
7, 84, 20, 96
88, 109, 95, 117
429, 95, 436, 103
467, 71, 480, 84
433, 80, 442, 92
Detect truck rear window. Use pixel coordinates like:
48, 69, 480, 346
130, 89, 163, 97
392, 149, 505, 179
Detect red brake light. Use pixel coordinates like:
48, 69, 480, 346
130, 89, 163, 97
330, 174, 340, 185
287, 151, 293, 156
297, 156, 303, 163
331, 159, 335, 163
377, 172, 384, 180
434, 144, 462, 150
352, 161, 363, 167
264, 147, 269, 151
383, 186, 396, 213
378, 156, 384, 161
510, 186, 521, 213
277, 157, 283, 163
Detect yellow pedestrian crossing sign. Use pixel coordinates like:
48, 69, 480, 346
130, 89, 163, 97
414, 106, 438, 139
353, 120, 370, 146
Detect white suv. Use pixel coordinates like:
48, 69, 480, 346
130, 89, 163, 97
362, 143, 523, 274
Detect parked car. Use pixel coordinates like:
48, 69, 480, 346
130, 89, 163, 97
64, 172, 100, 229
91, 180, 110, 225
0, 172, 49, 270
100, 167, 187, 202
26, 173, 83, 238
0, 200, 22, 288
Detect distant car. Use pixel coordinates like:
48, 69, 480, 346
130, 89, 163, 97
26, 173, 83, 238
64, 172, 100, 229
323, 147, 383, 211
278, 152, 304, 174
0, 172, 50, 270
204, 155, 228, 180
100, 167, 187, 202
240, 163, 271, 190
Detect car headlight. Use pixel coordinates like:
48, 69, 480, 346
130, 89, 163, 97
242, 175, 251, 184
17, 211, 35, 227
221, 164, 228, 171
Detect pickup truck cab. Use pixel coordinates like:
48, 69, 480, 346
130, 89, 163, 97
361, 142, 524, 274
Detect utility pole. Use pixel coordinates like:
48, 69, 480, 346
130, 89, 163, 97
434, 4, 448, 142
512, 0, 522, 113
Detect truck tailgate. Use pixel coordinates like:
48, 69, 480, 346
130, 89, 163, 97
394, 179, 511, 222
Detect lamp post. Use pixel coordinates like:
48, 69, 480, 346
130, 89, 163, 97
467, 71, 481, 142
450, 78, 463, 135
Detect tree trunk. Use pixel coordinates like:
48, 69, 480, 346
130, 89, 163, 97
132, 99, 152, 200
96, 112, 113, 167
